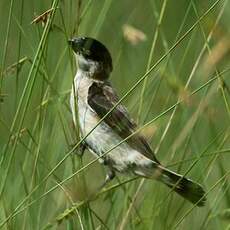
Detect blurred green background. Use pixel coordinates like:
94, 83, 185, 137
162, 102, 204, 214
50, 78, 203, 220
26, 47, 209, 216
0, 0, 229, 229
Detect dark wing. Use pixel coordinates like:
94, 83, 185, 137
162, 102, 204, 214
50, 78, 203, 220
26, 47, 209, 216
88, 81, 159, 163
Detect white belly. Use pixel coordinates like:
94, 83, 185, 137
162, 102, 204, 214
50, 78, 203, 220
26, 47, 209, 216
70, 72, 151, 172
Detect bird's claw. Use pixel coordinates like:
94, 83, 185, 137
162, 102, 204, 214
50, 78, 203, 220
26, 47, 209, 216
70, 142, 86, 156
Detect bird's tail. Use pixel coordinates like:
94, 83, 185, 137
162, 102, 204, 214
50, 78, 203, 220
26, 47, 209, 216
142, 165, 206, 206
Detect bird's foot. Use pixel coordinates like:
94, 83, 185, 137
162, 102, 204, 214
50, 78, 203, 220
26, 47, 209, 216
70, 141, 86, 156
98, 170, 115, 191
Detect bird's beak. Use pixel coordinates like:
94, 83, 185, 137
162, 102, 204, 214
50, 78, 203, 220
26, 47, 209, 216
68, 38, 84, 54
68, 39, 75, 47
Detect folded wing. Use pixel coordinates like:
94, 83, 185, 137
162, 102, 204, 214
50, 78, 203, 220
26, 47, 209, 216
88, 81, 159, 163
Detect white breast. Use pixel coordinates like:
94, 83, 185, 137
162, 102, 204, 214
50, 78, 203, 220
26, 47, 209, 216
70, 71, 101, 135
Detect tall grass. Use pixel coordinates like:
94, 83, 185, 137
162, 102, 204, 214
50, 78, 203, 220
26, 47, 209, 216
0, 0, 229, 229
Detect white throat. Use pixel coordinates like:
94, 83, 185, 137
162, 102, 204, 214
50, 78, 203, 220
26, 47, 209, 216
75, 54, 101, 77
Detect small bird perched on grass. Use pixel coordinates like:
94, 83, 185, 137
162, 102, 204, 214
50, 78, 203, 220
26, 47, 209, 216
69, 37, 206, 206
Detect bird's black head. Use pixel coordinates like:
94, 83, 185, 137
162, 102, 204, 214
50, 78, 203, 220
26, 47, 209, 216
68, 37, 113, 79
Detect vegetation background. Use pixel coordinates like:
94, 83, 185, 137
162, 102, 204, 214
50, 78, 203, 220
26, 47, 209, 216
0, 0, 229, 229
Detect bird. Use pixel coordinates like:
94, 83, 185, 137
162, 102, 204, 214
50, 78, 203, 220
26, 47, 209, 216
68, 37, 206, 206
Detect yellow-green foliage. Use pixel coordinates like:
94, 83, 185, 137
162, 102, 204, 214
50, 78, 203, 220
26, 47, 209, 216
0, 0, 229, 229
